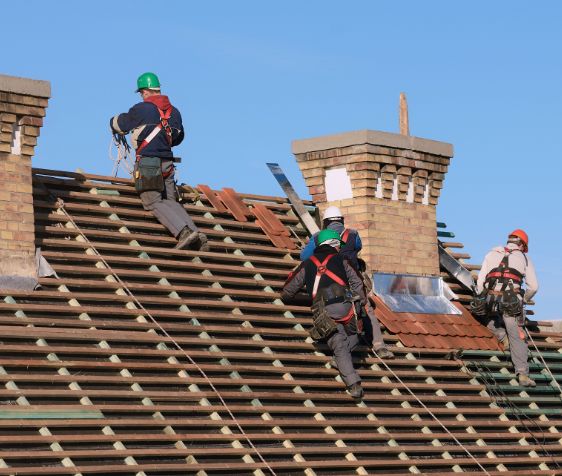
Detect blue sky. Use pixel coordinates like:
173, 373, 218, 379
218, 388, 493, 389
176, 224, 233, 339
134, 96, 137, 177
3, 1, 561, 319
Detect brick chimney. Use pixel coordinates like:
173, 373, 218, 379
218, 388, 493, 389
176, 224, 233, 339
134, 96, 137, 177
292, 130, 453, 276
0, 74, 50, 290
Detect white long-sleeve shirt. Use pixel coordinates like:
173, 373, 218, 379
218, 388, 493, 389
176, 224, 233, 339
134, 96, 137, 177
476, 243, 539, 301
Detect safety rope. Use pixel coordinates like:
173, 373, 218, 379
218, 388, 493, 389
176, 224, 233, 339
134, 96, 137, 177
371, 348, 492, 475
288, 226, 305, 248
54, 198, 278, 476
457, 354, 561, 469
109, 134, 135, 177
525, 327, 562, 398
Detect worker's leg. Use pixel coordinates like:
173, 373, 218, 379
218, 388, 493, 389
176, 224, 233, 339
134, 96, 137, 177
327, 324, 361, 386
503, 313, 529, 376
486, 314, 507, 342
139, 161, 198, 237
362, 304, 386, 350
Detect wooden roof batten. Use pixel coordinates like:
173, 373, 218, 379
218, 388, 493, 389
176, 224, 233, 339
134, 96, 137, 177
0, 167, 559, 475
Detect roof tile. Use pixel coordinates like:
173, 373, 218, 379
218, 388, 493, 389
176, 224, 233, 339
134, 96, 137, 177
372, 296, 498, 351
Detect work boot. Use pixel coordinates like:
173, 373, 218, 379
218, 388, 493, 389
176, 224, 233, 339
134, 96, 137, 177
374, 347, 395, 359
175, 227, 198, 250
194, 232, 210, 252
518, 374, 536, 387
347, 382, 364, 400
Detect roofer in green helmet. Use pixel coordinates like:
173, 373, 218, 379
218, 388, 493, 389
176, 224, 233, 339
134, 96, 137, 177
110, 72, 208, 251
281, 229, 394, 400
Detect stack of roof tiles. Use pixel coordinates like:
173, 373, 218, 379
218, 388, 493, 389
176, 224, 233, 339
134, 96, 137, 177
0, 168, 561, 475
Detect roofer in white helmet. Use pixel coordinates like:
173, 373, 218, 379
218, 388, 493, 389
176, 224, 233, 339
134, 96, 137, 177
300, 206, 363, 269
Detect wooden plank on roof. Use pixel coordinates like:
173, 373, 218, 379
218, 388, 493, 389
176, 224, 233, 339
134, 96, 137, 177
0, 407, 103, 419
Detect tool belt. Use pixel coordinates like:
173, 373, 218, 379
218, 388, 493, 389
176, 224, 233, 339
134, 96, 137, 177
309, 297, 338, 341
134, 156, 164, 193
470, 285, 524, 320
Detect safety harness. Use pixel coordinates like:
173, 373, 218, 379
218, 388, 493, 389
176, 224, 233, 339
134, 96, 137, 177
135, 105, 173, 160
309, 254, 354, 324
484, 248, 526, 291
309, 254, 346, 298
471, 248, 527, 320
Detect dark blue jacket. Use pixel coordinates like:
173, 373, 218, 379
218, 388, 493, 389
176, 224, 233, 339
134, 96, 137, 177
300, 222, 362, 268
110, 95, 184, 159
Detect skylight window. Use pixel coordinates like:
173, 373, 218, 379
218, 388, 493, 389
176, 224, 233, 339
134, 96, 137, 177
373, 273, 461, 315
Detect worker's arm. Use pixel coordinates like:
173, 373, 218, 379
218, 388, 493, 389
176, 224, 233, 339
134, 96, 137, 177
524, 256, 539, 301
354, 231, 362, 252
280, 263, 306, 302
170, 107, 185, 147
299, 233, 318, 261
110, 103, 148, 135
476, 251, 494, 294
343, 259, 367, 303
344, 258, 378, 318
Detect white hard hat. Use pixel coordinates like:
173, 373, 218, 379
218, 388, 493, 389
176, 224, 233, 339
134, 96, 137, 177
323, 206, 342, 220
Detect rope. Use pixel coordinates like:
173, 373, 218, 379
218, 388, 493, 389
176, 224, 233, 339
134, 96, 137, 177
109, 134, 135, 177
288, 226, 305, 248
54, 198, 278, 476
458, 354, 561, 469
525, 327, 562, 397
371, 348, 492, 475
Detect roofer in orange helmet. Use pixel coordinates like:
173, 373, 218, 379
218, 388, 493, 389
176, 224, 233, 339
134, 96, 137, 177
473, 229, 538, 387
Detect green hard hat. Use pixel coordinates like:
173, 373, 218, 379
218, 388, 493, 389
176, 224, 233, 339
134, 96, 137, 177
317, 229, 342, 246
136, 72, 160, 92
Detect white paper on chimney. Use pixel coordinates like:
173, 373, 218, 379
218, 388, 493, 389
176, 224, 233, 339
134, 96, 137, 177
325, 167, 353, 201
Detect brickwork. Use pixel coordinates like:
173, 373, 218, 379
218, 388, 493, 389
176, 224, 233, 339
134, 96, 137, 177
0, 75, 50, 289
292, 130, 453, 276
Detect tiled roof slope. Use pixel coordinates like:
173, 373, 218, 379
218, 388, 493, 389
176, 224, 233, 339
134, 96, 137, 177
0, 168, 561, 474
373, 297, 501, 351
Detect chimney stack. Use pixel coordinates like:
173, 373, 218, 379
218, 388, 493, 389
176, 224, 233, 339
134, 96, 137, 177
0, 74, 50, 290
292, 129, 453, 276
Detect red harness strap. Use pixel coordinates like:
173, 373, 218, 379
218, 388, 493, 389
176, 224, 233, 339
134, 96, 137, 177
486, 271, 522, 283
340, 229, 350, 243
309, 254, 346, 298
335, 306, 355, 324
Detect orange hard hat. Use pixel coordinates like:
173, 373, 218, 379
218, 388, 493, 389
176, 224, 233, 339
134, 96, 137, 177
509, 229, 528, 251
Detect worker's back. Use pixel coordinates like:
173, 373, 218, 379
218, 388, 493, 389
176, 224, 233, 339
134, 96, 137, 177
476, 242, 538, 300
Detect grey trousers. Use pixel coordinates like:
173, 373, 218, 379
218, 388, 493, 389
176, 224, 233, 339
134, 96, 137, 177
364, 305, 385, 350
139, 159, 198, 238
487, 313, 529, 375
327, 324, 361, 386
326, 305, 387, 386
